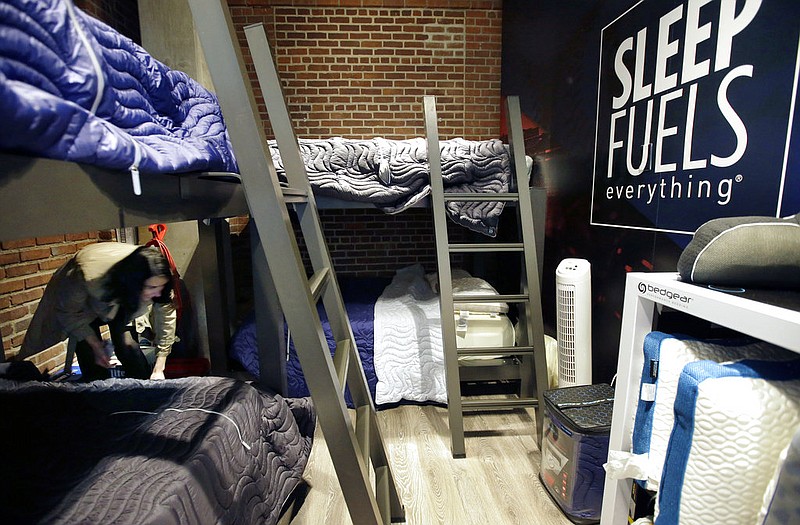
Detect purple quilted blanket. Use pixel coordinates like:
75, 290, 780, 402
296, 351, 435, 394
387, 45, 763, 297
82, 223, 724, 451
0, 376, 314, 525
0, 0, 238, 176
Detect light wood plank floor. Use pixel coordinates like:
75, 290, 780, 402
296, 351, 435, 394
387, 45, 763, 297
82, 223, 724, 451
290, 405, 574, 525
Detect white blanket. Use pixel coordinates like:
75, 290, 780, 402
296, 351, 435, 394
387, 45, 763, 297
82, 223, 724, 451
374, 265, 447, 405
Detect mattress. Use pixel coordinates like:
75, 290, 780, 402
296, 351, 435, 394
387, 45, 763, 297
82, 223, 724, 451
0, 376, 315, 525
631, 331, 796, 490
231, 269, 515, 407
655, 359, 800, 525
373, 265, 513, 405
268, 137, 523, 237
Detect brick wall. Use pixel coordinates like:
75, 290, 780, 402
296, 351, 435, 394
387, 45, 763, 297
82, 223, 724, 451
228, 0, 503, 140
227, 0, 504, 304
309, 208, 468, 276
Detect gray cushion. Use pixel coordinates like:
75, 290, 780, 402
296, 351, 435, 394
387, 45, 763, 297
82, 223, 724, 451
677, 214, 800, 289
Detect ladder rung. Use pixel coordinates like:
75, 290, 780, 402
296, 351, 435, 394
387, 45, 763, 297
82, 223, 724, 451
281, 186, 308, 203
355, 405, 371, 465
448, 242, 524, 253
457, 345, 534, 357
461, 397, 538, 411
454, 293, 528, 303
308, 267, 331, 302
332, 338, 352, 389
443, 192, 519, 202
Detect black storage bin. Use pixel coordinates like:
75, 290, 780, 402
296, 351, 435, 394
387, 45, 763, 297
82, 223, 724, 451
539, 383, 614, 524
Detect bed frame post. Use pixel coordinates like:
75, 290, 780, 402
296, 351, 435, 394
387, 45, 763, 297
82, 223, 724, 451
250, 223, 288, 396
506, 96, 550, 447
197, 218, 236, 376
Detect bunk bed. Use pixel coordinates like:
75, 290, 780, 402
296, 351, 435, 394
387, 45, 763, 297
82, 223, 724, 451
230, 265, 518, 406
229, 122, 545, 408
269, 135, 527, 237
1, 5, 546, 520
0, 0, 248, 241
0, 2, 315, 524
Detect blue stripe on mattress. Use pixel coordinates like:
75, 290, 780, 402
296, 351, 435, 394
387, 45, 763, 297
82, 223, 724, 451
632, 332, 783, 461
632, 331, 672, 457
657, 359, 800, 525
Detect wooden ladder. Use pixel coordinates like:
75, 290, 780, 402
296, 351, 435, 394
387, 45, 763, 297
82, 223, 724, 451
424, 95, 549, 458
188, 2, 405, 523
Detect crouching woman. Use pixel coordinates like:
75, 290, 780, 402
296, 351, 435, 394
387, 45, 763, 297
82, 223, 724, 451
20, 242, 176, 381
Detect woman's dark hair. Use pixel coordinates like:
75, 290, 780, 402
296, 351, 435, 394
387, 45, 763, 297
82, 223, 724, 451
104, 246, 174, 323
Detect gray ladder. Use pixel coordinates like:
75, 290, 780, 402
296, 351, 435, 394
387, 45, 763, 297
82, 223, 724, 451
424, 95, 549, 458
188, 2, 404, 523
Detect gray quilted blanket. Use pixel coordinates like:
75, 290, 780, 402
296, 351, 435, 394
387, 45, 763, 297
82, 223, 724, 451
269, 137, 520, 237
0, 377, 314, 525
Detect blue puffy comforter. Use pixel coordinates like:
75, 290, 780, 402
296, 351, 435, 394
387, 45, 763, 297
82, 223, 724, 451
0, 0, 238, 176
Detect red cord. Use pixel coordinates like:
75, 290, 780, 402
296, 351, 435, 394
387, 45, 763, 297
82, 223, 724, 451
145, 224, 183, 321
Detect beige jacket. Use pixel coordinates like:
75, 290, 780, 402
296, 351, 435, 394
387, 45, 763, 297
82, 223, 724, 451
19, 243, 176, 359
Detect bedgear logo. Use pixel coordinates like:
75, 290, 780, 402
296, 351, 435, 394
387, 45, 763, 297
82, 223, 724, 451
638, 281, 693, 305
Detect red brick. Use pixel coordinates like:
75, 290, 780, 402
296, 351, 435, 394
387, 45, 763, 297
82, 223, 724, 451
25, 273, 53, 288
0, 252, 20, 265
14, 316, 31, 332
1, 239, 35, 250
65, 232, 91, 242
51, 244, 79, 256
10, 288, 43, 305
39, 256, 70, 271
10, 333, 26, 347
20, 247, 51, 262
5, 262, 39, 278
36, 234, 65, 245
0, 279, 25, 294
0, 305, 27, 324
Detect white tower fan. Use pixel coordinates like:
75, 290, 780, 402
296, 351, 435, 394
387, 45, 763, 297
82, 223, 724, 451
555, 258, 592, 387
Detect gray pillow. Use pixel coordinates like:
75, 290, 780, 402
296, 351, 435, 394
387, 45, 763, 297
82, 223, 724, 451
677, 214, 800, 289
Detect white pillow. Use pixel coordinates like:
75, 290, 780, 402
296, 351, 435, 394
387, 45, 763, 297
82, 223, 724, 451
426, 269, 508, 313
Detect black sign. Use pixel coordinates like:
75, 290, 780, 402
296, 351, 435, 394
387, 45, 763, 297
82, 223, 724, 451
592, 0, 800, 233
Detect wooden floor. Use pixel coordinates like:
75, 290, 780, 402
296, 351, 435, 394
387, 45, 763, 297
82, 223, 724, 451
289, 404, 574, 525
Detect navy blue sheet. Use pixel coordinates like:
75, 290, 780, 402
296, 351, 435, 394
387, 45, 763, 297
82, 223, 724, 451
230, 277, 390, 404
